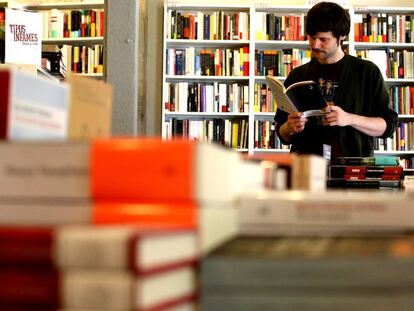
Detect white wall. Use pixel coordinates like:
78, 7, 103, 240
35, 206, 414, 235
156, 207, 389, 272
144, 0, 414, 135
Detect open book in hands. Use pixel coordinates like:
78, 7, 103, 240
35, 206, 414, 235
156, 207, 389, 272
266, 75, 328, 117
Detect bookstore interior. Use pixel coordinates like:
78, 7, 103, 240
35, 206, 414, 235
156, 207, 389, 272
2, 0, 414, 310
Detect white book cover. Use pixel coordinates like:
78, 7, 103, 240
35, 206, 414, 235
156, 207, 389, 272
3, 68, 69, 140
5, 8, 42, 66
240, 190, 414, 235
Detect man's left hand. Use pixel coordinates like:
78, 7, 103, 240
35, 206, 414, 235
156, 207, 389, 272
322, 104, 351, 127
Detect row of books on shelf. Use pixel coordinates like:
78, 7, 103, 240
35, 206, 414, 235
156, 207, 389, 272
164, 83, 411, 116
165, 47, 250, 77
60, 43, 104, 75
166, 10, 249, 41
375, 121, 414, 152
400, 156, 414, 169
165, 47, 414, 80
164, 82, 249, 113
164, 118, 249, 150
41, 8, 104, 39
254, 12, 306, 41
254, 83, 276, 113
254, 120, 279, 150
165, 47, 313, 78
255, 49, 310, 77
354, 13, 414, 43
388, 85, 414, 115
356, 49, 414, 79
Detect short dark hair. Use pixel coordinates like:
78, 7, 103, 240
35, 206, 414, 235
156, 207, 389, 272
305, 2, 350, 39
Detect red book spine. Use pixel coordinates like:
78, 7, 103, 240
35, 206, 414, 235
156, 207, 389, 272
0, 70, 11, 138
382, 166, 403, 175
243, 46, 249, 76
344, 174, 365, 180
344, 166, 367, 174
382, 174, 402, 180
0, 227, 54, 266
0, 269, 59, 307
100, 10, 104, 37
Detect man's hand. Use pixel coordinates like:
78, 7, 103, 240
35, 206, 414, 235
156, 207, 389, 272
285, 112, 308, 134
279, 112, 308, 142
322, 104, 351, 127
322, 102, 387, 137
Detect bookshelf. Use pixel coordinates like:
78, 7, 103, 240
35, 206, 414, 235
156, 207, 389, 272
162, 3, 252, 152
161, 3, 414, 163
25, 0, 105, 79
350, 6, 414, 169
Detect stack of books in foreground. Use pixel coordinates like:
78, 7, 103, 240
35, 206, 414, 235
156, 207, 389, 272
327, 156, 404, 189
201, 190, 414, 311
0, 136, 282, 309
0, 226, 199, 310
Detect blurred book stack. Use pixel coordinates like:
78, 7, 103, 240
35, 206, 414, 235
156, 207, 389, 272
201, 190, 414, 311
327, 156, 404, 189
0, 226, 199, 310
0, 136, 273, 309
0, 70, 280, 308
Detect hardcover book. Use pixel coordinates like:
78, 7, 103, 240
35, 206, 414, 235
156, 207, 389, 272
239, 190, 414, 235
0, 226, 197, 273
0, 68, 69, 140
265, 75, 327, 117
0, 265, 197, 310
331, 156, 400, 166
0, 138, 264, 202
0, 200, 237, 255
329, 165, 403, 177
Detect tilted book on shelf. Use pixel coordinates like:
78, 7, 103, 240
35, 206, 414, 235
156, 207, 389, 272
265, 75, 327, 117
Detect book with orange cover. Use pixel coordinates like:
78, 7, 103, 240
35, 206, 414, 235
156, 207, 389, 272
0, 138, 244, 202
91, 137, 242, 202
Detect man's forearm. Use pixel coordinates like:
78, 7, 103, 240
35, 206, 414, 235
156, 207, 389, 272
349, 114, 387, 137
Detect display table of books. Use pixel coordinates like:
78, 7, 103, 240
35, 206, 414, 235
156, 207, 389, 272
202, 190, 414, 311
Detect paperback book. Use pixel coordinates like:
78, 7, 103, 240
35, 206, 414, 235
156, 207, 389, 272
265, 75, 327, 117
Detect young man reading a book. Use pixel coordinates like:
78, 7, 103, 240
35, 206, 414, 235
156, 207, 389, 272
274, 2, 398, 158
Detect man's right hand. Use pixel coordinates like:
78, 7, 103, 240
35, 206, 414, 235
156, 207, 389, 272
279, 112, 308, 142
